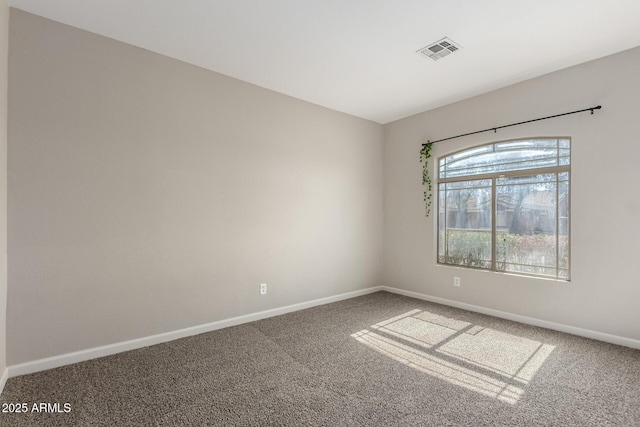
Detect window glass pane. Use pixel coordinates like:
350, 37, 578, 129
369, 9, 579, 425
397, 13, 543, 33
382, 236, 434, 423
496, 139, 557, 149
497, 173, 557, 186
558, 180, 570, 276
444, 158, 559, 178
495, 175, 558, 276
438, 180, 492, 268
439, 145, 494, 178
447, 145, 493, 162
438, 184, 446, 258
444, 179, 492, 190
448, 149, 556, 171
440, 139, 570, 179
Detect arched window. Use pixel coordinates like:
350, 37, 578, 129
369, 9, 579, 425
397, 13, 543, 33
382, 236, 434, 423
438, 138, 570, 280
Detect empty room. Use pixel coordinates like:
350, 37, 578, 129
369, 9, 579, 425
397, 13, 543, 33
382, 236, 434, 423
0, 1, 639, 426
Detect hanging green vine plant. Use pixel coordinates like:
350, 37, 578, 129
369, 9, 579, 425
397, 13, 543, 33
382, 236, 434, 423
420, 141, 433, 217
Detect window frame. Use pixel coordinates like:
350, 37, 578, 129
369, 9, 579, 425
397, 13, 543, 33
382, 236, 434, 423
436, 137, 571, 281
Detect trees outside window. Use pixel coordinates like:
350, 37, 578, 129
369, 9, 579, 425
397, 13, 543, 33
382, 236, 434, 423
437, 138, 570, 280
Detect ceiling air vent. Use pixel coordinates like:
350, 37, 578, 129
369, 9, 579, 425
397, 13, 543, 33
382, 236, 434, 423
417, 37, 462, 61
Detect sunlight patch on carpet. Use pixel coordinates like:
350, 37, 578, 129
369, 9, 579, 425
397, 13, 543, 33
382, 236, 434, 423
351, 309, 555, 404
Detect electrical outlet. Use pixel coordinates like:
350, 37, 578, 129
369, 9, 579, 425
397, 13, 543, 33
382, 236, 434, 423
260, 283, 267, 295
453, 277, 461, 287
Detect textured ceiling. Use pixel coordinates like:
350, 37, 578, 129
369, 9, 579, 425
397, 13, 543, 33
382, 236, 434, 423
10, 0, 640, 123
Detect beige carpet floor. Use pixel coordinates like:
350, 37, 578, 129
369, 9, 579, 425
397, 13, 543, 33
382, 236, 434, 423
0, 291, 638, 426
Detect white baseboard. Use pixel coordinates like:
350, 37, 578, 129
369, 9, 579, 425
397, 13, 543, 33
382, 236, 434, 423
0, 368, 8, 395
7, 284, 638, 380
380, 286, 640, 350
7, 286, 383, 378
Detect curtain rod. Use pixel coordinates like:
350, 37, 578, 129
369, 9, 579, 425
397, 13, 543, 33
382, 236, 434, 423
422, 105, 602, 146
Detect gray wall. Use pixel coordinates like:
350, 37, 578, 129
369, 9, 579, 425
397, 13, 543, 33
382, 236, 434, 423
0, 0, 8, 377
384, 46, 640, 341
7, 10, 383, 365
